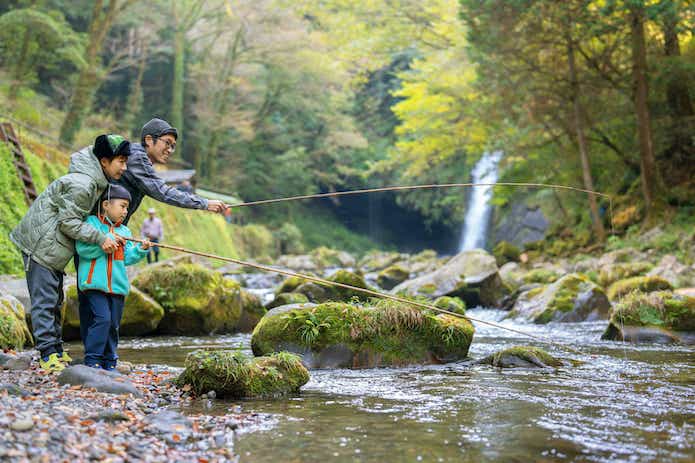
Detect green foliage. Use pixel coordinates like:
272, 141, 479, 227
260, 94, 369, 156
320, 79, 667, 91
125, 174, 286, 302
493, 241, 521, 266
274, 223, 305, 255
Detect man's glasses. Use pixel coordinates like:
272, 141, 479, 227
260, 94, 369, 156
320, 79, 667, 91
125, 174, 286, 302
158, 138, 176, 152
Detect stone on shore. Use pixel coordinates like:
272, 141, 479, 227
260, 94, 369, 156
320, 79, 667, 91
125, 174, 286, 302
602, 291, 695, 344
133, 263, 243, 335
266, 292, 309, 309
509, 273, 610, 324
294, 270, 370, 303
392, 249, 508, 307
57, 365, 141, 396
376, 265, 410, 290
0, 292, 32, 350
606, 276, 673, 301
478, 346, 564, 368
251, 301, 475, 368
176, 350, 309, 398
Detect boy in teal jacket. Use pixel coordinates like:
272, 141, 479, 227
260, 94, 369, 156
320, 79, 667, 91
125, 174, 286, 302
76, 184, 151, 369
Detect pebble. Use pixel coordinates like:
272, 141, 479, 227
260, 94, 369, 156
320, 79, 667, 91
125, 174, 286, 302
10, 419, 34, 432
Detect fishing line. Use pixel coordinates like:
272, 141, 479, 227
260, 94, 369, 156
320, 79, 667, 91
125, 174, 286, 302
125, 236, 585, 357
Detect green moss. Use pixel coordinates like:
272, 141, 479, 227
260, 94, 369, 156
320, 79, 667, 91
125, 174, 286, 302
267, 292, 310, 309
0, 296, 32, 349
493, 241, 521, 266
482, 346, 563, 368
120, 287, 165, 336
329, 269, 369, 301
597, 262, 653, 287
251, 300, 475, 367
523, 269, 560, 285
311, 247, 345, 268
377, 265, 410, 290
133, 263, 243, 335
607, 276, 673, 301
276, 275, 309, 295
433, 296, 466, 315
176, 350, 309, 398
237, 290, 267, 332
418, 283, 437, 295
608, 291, 695, 331
529, 274, 608, 324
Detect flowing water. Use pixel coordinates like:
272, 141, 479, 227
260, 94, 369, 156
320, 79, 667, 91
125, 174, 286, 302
459, 151, 503, 251
67, 308, 694, 462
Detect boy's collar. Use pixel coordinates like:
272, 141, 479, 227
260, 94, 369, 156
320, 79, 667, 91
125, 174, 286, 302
98, 214, 122, 228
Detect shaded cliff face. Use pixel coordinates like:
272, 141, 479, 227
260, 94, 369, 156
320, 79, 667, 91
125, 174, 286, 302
491, 199, 550, 248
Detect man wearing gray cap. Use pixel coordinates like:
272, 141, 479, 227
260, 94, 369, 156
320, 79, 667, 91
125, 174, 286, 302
116, 117, 227, 224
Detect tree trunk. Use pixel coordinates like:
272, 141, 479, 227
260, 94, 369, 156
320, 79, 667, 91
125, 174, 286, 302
124, 42, 148, 139
629, 4, 661, 224
171, 2, 186, 135
662, 5, 694, 161
567, 35, 606, 242
59, 0, 121, 144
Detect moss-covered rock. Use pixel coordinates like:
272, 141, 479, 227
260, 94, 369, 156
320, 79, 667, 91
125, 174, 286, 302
479, 346, 564, 368
358, 251, 403, 273
251, 301, 475, 369
133, 263, 243, 336
276, 275, 309, 295
176, 350, 309, 398
294, 270, 370, 303
602, 291, 695, 344
376, 265, 410, 290
61, 285, 165, 340
266, 292, 310, 309
597, 262, 653, 288
493, 241, 521, 266
392, 250, 508, 307
433, 296, 466, 315
311, 247, 355, 269
509, 273, 610, 324
0, 292, 32, 350
606, 276, 673, 301
522, 268, 561, 285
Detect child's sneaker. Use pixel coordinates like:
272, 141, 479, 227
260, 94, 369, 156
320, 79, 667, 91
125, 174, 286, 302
57, 351, 73, 364
39, 353, 66, 373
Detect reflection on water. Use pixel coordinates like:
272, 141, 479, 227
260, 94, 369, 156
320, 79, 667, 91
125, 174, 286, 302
66, 309, 695, 462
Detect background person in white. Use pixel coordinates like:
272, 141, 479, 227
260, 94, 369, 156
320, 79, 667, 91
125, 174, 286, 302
140, 207, 163, 263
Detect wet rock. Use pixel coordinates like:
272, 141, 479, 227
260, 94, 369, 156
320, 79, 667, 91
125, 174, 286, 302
392, 249, 508, 307
62, 285, 165, 340
295, 270, 370, 303
133, 263, 243, 335
276, 254, 318, 272
358, 251, 404, 273
0, 383, 29, 396
3, 351, 33, 371
176, 350, 309, 398
57, 365, 141, 396
647, 255, 695, 288
606, 276, 672, 301
602, 291, 695, 344
509, 273, 610, 324
116, 361, 134, 375
251, 301, 475, 368
597, 262, 653, 288
0, 292, 32, 350
499, 262, 523, 289
433, 296, 466, 315
144, 410, 193, 442
266, 292, 309, 309
377, 265, 410, 290
478, 346, 564, 368
236, 290, 267, 332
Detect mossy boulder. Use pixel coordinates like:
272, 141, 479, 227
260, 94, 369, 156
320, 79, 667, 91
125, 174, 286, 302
236, 291, 267, 332
433, 296, 466, 315
311, 247, 355, 269
276, 275, 309, 295
607, 276, 673, 301
509, 273, 610, 324
61, 285, 165, 340
602, 291, 695, 344
266, 292, 310, 310
597, 262, 653, 288
522, 268, 561, 285
295, 270, 370, 303
376, 265, 410, 290
0, 292, 32, 350
359, 251, 403, 272
176, 350, 309, 398
133, 263, 243, 335
392, 249, 508, 307
251, 301, 475, 369
493, 241, 521, 266
478, 346, 564, 368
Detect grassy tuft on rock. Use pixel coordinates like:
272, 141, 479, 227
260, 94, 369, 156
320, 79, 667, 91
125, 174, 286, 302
607, 276, 673, 301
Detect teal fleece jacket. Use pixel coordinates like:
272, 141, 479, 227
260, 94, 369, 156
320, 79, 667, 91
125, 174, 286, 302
76, 215, 149, 296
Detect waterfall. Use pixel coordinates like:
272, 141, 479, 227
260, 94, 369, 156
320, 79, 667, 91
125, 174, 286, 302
459, 151, 502, 251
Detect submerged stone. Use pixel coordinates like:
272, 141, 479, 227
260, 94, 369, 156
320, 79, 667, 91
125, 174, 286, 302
479, 346, 564, 368
176, 350, 309, 398
251, 301, 475, 369
133, 263, 243, 335
602, 291, 695, 344
606, 276, 673, 301
509, 273, 610, 324
0, 292, 32, 350
392, 249, 508, 307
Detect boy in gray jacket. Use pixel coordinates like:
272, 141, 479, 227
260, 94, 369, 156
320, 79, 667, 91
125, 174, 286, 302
10, 135, 130, 372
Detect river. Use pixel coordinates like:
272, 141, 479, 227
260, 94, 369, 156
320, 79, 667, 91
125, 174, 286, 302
66, 306, 694, 462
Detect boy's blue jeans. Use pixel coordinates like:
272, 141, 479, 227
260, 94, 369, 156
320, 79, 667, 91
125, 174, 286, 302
79, 290, 124, 368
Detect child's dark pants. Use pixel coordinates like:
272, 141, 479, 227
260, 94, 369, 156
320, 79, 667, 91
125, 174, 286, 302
79, 290, 124, 368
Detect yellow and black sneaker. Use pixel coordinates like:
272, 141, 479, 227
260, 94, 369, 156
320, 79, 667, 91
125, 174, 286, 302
39, 353, 66, 373
57, 351, 73, 364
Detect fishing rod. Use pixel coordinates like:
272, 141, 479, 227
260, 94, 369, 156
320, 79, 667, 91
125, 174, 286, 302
125, 236, 585, 356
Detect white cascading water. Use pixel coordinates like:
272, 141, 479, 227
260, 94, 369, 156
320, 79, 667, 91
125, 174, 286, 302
459, 151, 502, 251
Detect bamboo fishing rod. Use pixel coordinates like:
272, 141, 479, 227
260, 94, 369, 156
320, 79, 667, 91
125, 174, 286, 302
125, 236, 585, 357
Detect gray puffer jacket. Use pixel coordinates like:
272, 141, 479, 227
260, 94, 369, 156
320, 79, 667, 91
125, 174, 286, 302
10, 147, 109, 272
